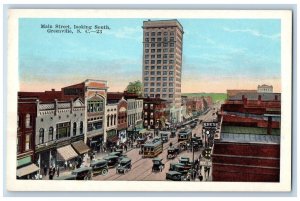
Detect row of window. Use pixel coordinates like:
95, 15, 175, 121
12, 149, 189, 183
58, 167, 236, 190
144, 59, 174, 65
144, 65, 174, 70
144, 77, 174, 82
145, 31, 175, 37
107, 114, 117, 127
144, 43, 175, 48
144, 82, 174, 87
144, 88, 174, 93
144, 94, 174, 98
18, 114, 32, 129
144, 54, 174, 59
38, 121, 84, 145
17, 134, 31, 153
144, 71, 174, 76
145, 37, 175, 42
87, 100, 104, 113
145, 48, 174, 53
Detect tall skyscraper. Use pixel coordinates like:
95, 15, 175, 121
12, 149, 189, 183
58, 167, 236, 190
142, 19, 184, 108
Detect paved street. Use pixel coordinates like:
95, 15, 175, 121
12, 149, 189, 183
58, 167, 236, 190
91, 107, 217, 181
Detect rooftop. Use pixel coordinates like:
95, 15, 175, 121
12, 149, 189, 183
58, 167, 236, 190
220, 133, 280, 144
222, 126, 280, 136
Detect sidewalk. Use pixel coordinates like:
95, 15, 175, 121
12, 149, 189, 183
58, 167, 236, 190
42, 146, 136, 180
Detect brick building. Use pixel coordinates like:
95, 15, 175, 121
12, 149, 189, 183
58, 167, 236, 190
212, 90, 281, 182
17, 95, 38, 179
142, 97, 171, 130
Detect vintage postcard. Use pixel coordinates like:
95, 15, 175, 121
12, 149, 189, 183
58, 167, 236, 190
7, 9, 292, 191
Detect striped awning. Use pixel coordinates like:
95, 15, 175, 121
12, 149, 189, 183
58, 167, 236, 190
17, 163, 39, 178
71, 141, 90, 155
57, 145, 78, 161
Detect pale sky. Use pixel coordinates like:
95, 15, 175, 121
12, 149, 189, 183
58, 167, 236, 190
19, 18, 281, 93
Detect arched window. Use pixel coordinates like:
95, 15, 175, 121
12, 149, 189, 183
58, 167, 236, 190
111, 114, 113, 126
107, 115, 110, 127
73, 122, 77, 136
49, 127, 53, 141
114, 115, 116, 125
80, 121, 83, 134
39, 128, 44, 144
25, 114, 31, 128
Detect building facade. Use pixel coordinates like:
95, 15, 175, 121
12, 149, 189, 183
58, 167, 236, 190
127, 98, 144, 129
117, 98, 128, 144
143, 98, 171, 130
17, 96, 37, 173
35, 98, 85, 170
142, 19, 184, 109
61, 79, 109, 150
105, 103, 118, 147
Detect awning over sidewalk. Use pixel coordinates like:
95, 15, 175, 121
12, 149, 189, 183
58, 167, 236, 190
17, 163, 39, 178
57, 145, 78, 161
71, 140, 90, 155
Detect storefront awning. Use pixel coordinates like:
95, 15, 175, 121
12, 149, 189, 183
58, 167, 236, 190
57, 145, 78, 161
17, 163, 39, 178
71, 141, 90, 155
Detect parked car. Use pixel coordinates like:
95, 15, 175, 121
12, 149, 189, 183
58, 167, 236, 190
71, 167, 92, 180
166, 171, 182, 181
103, 155, 119, 168
90, 159, 109, 176
152, 157, 165, 172
116, 158, 132, 174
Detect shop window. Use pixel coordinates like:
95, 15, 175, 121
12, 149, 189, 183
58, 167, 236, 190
56, 122, 71, 139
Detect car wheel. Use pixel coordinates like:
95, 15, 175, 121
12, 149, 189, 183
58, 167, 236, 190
102, 169, 108, 176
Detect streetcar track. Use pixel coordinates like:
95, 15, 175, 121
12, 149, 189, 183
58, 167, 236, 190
97, 109, 215, 181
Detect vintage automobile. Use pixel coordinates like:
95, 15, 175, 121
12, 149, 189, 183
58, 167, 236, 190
166, 171, 183, 181
71, 167, 92, 180
103, 155, 120, 168
109, 151, 122, 157
170, 129, 176, 138
152, 157, 165, 172
90, 159, 109, 176
116, 158, 132, 174
179, 157, 193, 169
169, 163, 190, 175
167, 147, 178, 159
159, 131, 170, 143
53, 174, 77, 180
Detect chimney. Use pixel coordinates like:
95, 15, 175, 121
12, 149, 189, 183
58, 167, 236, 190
51, 89, 55, 91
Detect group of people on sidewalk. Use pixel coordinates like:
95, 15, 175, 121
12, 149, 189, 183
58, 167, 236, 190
43, 165, 60, 180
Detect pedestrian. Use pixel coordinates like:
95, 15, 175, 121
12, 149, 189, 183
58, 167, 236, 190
198, 173, 203, 181
52, 166, 56, 176
125, 144, 128, 152
56, 166, 60, 177
43, 165, 48, 176
48, 167, 53, 180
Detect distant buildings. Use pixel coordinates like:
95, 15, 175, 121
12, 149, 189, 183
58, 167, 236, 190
212, 88, 281, 182
257, 84, 273, 93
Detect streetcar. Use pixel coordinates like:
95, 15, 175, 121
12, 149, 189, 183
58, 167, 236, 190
142, 139, 163, 158
177, 129, 192, 142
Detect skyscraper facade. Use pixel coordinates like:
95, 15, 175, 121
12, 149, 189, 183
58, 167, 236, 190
142, 19, 184, 109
